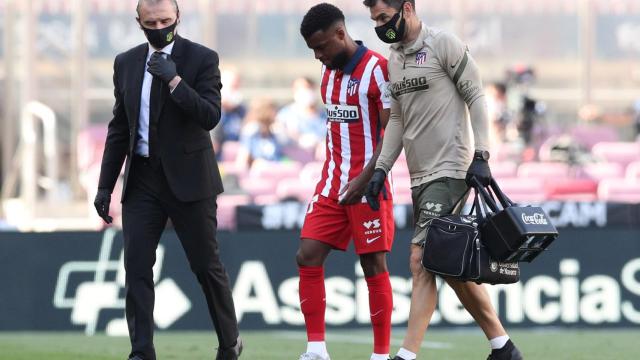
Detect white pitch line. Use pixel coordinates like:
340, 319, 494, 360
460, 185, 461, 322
272, 331, 453, 350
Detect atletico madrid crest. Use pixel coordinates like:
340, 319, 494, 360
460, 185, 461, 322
347, 78, 360, 96
416, 51, 428, 65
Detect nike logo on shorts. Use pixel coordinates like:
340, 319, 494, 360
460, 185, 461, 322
366, 236, 381, 244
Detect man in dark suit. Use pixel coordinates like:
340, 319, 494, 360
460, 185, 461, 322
93, 1, 242, 359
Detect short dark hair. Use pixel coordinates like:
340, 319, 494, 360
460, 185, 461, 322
300, 3, 345, 40
362, 0, 415, 10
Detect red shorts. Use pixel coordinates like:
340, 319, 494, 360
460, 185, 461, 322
300, 194, 395, 254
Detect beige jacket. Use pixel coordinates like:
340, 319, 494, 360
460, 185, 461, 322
376, 24, 489, 187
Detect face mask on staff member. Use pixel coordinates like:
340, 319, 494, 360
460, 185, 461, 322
136, 0, 180, 50
136, 0, 182, 88
141, 20, 178, 50
374, 0, 408, 43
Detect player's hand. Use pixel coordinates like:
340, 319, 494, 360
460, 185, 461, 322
365, 169, 387, 211
466, 152, 492, 187
339, 173, 369, 205
147, 52, 178, 83
94, 188, 113, 224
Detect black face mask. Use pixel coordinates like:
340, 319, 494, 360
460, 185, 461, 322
327, 50, 350, 70
375, 6, 406, 44
142, 20, 178, 49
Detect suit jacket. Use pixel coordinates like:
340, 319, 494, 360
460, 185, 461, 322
98, 35, 224, 202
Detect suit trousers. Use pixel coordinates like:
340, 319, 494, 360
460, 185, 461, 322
122, 155, 238, 360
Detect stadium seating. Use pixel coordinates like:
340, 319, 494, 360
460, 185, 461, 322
592, 141, 640, 167
221, 141, 241, 162
217, 194, 251, 230
517, 162, 570, 179
626, 161, 640, 180
569, 125, 619, 150
579, 162, 625, 181
249, 161, 303, 181
219, 161, 249, 178
597, 178, 640, 203
489, 160, 518, 178
391, 160, 410, 178
253, 194, 282, 205
276, 179, 316, 202
390, 176, 412, 205
299, 162, 324, 184
545, 178, 598, 201
392, 193, 413, 205
492, 177, 547, 203
240, 178, 278, 198
76, 126, 640, 229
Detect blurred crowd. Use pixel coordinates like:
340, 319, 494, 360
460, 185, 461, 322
2, 65, 640, 230
485, 65, 640, 164
208, 64, 640, 211
213, 70, 326, 170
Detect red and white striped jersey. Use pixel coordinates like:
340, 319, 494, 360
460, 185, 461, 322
315, 45, 392, 201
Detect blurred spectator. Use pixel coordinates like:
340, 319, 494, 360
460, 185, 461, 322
486, 82, 511, 145
276, 77, 327, 153
214, 69, 247, 157
539, 135, 590, 165
516, 97, 537, 146
505, 65, 546, 147
634, 99, 640, 139
236, 98, 284, 168
578, 104, 602, 123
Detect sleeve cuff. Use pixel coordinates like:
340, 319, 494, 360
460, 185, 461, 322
375, 165, 390, 175
169, 78, 183, 94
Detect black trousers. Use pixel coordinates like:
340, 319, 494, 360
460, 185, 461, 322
122, 156, 238, 360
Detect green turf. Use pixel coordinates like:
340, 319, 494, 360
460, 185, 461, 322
0, 329, 639, 359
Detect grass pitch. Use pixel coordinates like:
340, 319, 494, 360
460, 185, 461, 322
0, 329, 639, 359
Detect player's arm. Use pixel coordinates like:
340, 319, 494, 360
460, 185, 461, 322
170, 48, 222, 131
362, 107, 390, 177
365, 96, 403, 210
438, 32, 489, 151
95, 55, 129, 223
438, 32, 492, 186
98, 55, 129, 193
339, 63, 395, 205
374, 97, 403, 174
353, 64, 394, 182
339, 107, 390, 205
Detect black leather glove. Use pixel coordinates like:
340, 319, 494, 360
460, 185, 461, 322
147, 52, 177, 83
466, 150, 492, 187
365, 169, 387, 211
94, 188, 113, 224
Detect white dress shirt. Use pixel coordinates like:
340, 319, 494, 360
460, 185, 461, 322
135, 41, 176, 157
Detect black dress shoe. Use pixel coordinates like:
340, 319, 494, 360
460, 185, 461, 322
215, 336, 243, 360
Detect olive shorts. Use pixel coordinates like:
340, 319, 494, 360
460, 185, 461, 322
411, 177, 469, 245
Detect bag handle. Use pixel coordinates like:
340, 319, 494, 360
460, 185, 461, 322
469, 176, 500, 213
470, 176, 517, 211
489, 178, 516, 207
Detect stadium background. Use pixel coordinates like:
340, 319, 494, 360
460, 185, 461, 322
0, 0, 639, 359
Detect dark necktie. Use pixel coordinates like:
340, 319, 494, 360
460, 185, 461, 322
148, 51, 163, 167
